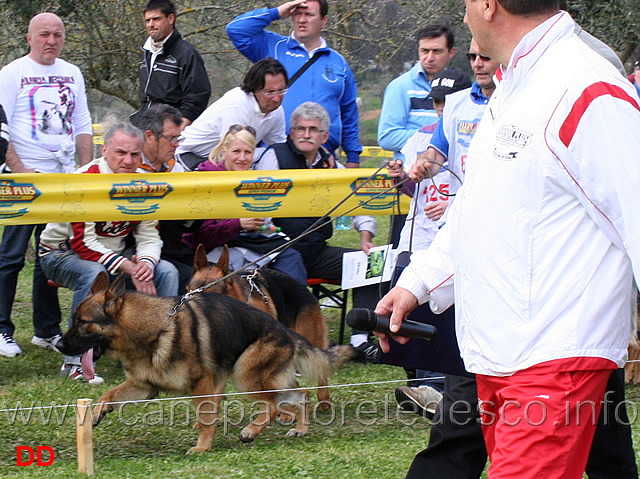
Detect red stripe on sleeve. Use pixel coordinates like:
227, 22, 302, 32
559, 82, 640, 147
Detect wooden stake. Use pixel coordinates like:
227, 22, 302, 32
76, 398, 94, 475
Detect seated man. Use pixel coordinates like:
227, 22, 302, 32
255, 101, 380, 359
137, 104, 202, 293
39, 122, 179, 383
175, 58, 287, 170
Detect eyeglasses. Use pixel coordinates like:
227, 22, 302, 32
158, 134, 183, 145
259, 88, 288, 98
292, 125, 325, 134
227, 124, 257, 136
466, 53, 491, 62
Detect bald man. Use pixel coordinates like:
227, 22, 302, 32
0, 12, 93, 359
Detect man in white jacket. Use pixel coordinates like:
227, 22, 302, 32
376, 1, 640, 478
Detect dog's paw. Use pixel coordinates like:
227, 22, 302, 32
239, 433, 256, 443
285, 427, 308, 438
318, 402, 331, 411
186, 446, 209, 455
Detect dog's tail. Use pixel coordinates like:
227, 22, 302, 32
291, 333, 357, 382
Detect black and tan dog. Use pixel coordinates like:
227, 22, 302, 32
188, 244, 338, 407
57, 272, 356, 453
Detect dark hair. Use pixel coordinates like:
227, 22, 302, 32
497, 0, 559, 16
241, 58, 288, 94
310, 0, 329, 18
138, 104, 182, 138
416, 24, 455, 50
143, 0, 176, 17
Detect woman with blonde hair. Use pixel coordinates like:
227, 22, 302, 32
183, 125, 307, 284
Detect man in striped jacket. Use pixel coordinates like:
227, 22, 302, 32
39, 123, 179, 384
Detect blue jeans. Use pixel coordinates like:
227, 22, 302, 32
270, 247, 307, 284
0, 224, 61, 338
40, 249, 179, 365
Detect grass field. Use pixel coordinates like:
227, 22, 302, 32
1, 222, 640, 477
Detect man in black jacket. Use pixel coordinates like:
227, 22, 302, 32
132, 0, 211, 127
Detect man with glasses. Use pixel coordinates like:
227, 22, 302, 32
175, 58, 287, 171
255, 102, 381, 360
227, 0, 362, 167
137, 104, 202, 293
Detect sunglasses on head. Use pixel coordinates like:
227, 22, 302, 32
227, 124, 257, 136
466, 53, 491, 62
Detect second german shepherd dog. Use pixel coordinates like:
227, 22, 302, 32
188, 244, 338, 407
57, 272, 356, 453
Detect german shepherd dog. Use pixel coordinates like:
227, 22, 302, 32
188, 244, 337, 407
56, 272, 356, 453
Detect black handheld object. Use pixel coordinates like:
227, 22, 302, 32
347, 308, 437, 340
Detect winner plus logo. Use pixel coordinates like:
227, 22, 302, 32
352, 175, 398, 210
234, 176, 293, 213
0, 179, 40, 219
109, 179, 172, 215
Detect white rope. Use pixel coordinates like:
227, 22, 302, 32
0, 376, 445, 413
4, 359, 640, 414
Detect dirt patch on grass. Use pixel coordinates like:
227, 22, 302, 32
361, 109, 381, 121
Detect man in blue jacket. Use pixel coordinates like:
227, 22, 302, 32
227, 0, 362, 167
378, 25, 456, 163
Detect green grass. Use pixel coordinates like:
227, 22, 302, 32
1, 226, 640, 478
0, 224, 435, 478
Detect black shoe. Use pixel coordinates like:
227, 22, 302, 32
353, 341, 380, 364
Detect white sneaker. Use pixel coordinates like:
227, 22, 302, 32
60, 363, 104, 386
31, 334, 62, 352
395, 385, 443, 418
0, 333, 22, 357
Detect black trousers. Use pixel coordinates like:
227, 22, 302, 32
406, 369, 637, 479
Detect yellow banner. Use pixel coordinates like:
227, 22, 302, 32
0, 169, 411, 225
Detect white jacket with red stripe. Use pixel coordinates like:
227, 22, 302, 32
39, 157, 162, 274
398, 12, 640, 376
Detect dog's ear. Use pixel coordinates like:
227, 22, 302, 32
217, 244, 231, 275
90, 271, 110, 294
104, 273, 126, 315
193, 244, 208, 272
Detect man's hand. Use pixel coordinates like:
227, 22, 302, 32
386, 159, 404, 178
240, 218, 265, 231
278, 0, 307, 19
359, 230, 375, 255
373, 286, 419, 353
409, 148, 443, 182
424, 200, 448, 221
121, 258, 157, 296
